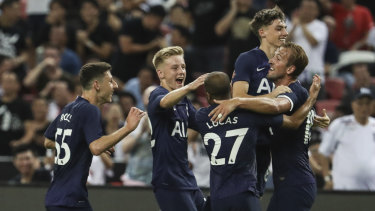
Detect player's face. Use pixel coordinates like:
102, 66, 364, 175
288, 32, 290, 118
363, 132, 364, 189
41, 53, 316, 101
262, 19, 288, 48
99, 71, 118, 104
267, 47, 290, 81
158, 55, 186, 91
352, 97, 372, 121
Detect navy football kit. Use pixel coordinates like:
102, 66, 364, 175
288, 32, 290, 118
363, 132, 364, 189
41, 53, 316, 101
147, 86, 205, 211
196, 106, 283, 211
232, 47, 275, 196
44, 97, 103, 210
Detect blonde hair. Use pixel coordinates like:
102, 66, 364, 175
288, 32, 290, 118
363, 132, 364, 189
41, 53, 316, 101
152, 46, 184, 69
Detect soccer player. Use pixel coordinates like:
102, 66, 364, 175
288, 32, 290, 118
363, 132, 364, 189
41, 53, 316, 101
211, 42, 329, 210
43, 62, 145, 211
196, 71, 321, 211
231, 6, 289, 197
147, 46, 207, 211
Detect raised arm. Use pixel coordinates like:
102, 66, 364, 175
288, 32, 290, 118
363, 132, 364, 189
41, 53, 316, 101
89, 107, 145, 155
160, 74, 207, 108
282, 75, 321, 129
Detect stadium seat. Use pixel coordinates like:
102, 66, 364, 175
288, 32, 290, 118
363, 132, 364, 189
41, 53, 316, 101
325, 77, 346, 100
315, 99, 340, 117
325, 78, 345, 100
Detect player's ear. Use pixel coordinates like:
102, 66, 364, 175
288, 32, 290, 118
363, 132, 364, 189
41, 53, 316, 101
156, 69, 164, 79
259, 27, 265, 38
287, 65, 296, 75
93, 80, 100, 91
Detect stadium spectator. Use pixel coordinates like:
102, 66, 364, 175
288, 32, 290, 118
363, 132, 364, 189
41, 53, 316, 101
48, 25, 82, 76
320, 0, 374, 50
215, 0, 259, 76
23, 44, 74, 95
148, 46, 207, 211
76, 0, 115, 63
8, 144, 51, 185
123, 66, 156, 110
9, 97, 50, 156
43, 62, 144, 210
287, 0, 328, 94
87, 153, 114, 186
121, 85, 156, 186
0, 0, 29, 79
188, 0, 229, 74
112, 4, 166, 84
96, 0, 122, 33
0, 72, 32, 156
319, 87, 375, 191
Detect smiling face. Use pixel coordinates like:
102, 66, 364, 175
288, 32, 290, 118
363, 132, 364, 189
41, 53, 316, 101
157, 55, 186, 91
97, 71, 118, 104
261, 19, 288, 48
267, 47, 291, 82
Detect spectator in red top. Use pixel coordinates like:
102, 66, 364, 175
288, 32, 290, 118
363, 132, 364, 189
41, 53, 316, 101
320, 0, 374, 50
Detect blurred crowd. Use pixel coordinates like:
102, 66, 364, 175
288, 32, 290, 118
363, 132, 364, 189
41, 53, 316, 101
1, 0, 375, 191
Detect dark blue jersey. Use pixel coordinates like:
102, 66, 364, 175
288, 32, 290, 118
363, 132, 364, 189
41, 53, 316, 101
232, 47, 275, 145
271, 81, 316, 187
44, 96, 103, 207
195, 106, 283, 200
148, 86, 200, 190
232, 47, 274, 96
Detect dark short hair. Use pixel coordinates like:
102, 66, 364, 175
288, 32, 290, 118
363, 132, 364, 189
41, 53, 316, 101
79, 62, 111, 90
204, 72, 231, 100
0, 0, 18, 10
49, 0, 66, 10
147, 5, 166, 18
249, 6, 285, 41
12, 144, 38, 157
282, 42, 309, 78
80, 0, 99, 9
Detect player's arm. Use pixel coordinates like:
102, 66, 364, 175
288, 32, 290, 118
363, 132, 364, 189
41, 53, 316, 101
232, 81, 291, 99
281, 75, 321, 129
89, 107, 145, 156
160, 74, 207, 108
44, 138, 55, 149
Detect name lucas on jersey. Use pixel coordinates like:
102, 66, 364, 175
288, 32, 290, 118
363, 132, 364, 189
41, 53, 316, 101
170, 116, 238, 138
206, 116, 238, 129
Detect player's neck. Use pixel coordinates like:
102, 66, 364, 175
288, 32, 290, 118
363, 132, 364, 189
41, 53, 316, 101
81, 91, 100, 107
259, 43, 277, 59
274, 77, 294, 87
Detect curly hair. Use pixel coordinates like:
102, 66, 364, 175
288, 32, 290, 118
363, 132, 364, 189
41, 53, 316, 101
249, 6, 286, 41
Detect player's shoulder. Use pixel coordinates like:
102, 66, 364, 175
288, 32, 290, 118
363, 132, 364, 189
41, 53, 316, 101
150, 86, 167, 98
195, 107, 211, 122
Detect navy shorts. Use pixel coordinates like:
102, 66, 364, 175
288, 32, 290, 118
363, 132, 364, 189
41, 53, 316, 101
154, 188, 206, 211
210, 191, 261, 211
255, 144, 271, 197
267, 183, 317, 211
46, 206, 93, 211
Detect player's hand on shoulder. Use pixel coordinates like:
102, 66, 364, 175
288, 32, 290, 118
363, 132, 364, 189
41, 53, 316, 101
125, 107, 146, 131
209, 98, 239, 123
313, 109, 330, 128
187, 73, 208, 91
270, 85, 292, 97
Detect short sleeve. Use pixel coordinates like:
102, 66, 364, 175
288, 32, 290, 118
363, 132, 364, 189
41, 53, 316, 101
44, 115, 60, 140
81, 105, 103, 145
232, 52, 255, 83
147, 87, 168, 115
187, 100, 199, 131
278, 92, 298, 112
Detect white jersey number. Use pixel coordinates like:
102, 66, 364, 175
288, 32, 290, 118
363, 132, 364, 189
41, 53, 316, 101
54, 128, 72, 165
304, 110, 315, 145
203, 128, 248, 165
